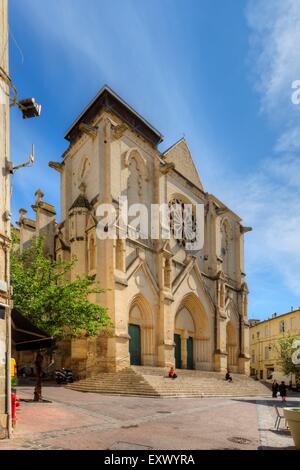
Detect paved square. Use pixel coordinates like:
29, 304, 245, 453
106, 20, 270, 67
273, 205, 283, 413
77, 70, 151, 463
0, 385, 299, 450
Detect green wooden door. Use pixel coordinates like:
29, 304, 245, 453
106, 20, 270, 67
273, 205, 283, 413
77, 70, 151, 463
174, 334, 181, 369
187, 336, 193, 370
129, 324, 141, 365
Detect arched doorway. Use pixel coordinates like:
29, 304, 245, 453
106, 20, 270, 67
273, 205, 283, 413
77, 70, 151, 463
174, 293, 212, 370
226, 321, 238, 370
175, 307, 195, 369
128, 296, 155, 366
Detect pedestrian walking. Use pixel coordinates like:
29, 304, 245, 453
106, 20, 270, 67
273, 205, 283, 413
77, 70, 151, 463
278, 381, 287, 402
272, 379, 278, 398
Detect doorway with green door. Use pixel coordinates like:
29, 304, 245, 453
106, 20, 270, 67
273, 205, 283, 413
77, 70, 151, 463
174, 305, 195, 370
128, 323, 141, 365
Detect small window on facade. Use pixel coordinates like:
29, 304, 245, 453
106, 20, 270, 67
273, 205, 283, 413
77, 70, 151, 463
265, 326, 269, 337
252, 334, 254, 340
256, 331, 260, 339
252, 350, 255, 362
291, 317, 297, 330
279, 320, 285, 333
260, 370, 263, 379
265, 346, 269, 360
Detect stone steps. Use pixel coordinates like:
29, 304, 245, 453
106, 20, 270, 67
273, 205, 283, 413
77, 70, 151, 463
67, 366, 270, 398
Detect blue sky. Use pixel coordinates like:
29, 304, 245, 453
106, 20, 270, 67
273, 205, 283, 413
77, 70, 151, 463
8, 0, 300, 320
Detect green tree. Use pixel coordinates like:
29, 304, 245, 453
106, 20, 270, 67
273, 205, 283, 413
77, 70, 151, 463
276, 336, 300, 380
11, 236, 111, 339
11, 236, 112, 400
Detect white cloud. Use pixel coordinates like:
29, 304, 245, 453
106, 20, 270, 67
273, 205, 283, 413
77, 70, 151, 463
246, 0, 300, 117
217, 0, 300, 300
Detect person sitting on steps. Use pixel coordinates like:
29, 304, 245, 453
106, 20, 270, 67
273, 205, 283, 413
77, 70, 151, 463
168, 367, 177, 379
225, 370, 233, 382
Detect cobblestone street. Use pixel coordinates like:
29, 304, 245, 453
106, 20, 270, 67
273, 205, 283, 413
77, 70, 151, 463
0, 385, 299, 450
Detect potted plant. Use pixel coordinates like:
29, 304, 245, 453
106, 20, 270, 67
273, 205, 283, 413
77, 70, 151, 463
277, 336, 300, 448
283, 406, 300, 449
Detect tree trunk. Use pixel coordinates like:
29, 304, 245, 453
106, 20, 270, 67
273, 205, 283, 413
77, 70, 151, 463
33, 366, 42, 401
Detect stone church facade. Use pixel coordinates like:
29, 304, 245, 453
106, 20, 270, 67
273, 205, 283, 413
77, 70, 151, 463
17, 86, 251, 377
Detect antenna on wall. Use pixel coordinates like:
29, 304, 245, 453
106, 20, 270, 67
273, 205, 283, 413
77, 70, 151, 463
6, 144, 35, 173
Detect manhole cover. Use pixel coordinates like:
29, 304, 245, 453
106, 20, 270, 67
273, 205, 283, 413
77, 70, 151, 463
110, 441, 153, 450
121, 424, 139, 429
228, 437, 252, 445
20, 398, 52, 403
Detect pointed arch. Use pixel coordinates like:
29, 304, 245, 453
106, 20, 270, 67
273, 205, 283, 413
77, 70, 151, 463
176, 292, 210, 339
174, 292, 212, 370
124, 148, 149, 181
220, 217, 234, 276
128, 294, 155, 366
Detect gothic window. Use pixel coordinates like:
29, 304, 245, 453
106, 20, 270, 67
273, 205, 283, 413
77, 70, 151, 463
78, 156, 91, 184
127, 158, 142, 207
168, 197, 196, 249
220, 219, 231, 274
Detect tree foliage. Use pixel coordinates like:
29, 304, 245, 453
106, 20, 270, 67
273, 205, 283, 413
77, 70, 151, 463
276, 335, 300, 378
10, 236, 111, 339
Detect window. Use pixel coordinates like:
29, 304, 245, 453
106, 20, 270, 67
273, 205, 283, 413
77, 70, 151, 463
265, 346, 269, 360
291, 317, 297, 330
256, 331, 260, 339
265, 326, 269, 337
252, 334, 254, 340
279, 320, 285, 333
251, 350, 255, 362
169, 197, 196, 249
260, 370, 263, 379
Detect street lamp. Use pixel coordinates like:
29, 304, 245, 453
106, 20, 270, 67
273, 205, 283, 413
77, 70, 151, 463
0, 66, 42, 118
18, 98, 41, 119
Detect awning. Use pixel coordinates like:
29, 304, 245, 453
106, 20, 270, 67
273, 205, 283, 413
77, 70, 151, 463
11, 309, 53, 351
